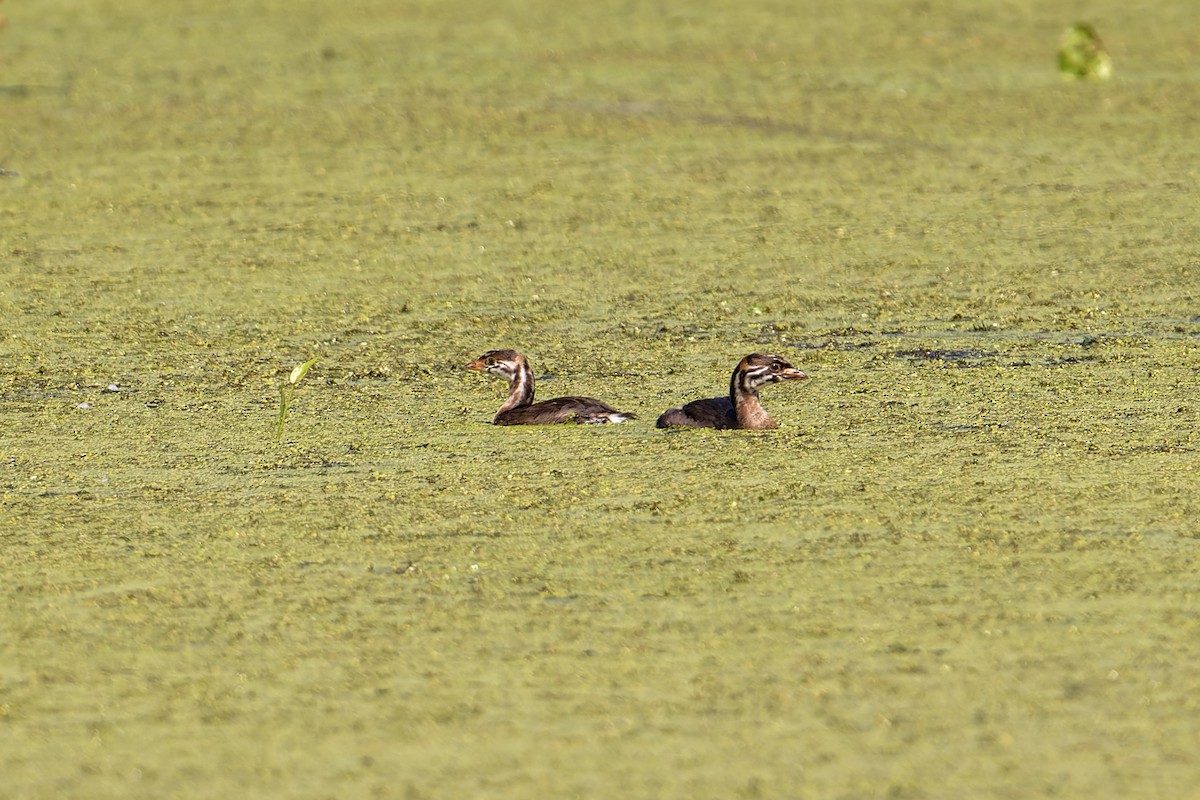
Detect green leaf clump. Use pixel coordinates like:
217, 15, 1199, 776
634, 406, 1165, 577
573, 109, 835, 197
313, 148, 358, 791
1059, 23, 1112, 80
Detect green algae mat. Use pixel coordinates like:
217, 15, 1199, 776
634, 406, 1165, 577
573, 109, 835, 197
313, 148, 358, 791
3, 1, 1199, 797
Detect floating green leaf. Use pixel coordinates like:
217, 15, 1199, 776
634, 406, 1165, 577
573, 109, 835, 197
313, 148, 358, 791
1059, 23, 1112, 80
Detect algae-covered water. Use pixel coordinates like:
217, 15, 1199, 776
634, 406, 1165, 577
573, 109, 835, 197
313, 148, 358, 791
3, 1, 1199, 797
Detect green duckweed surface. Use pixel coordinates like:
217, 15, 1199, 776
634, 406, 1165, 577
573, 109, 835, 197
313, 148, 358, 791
2, 1, 1199, 797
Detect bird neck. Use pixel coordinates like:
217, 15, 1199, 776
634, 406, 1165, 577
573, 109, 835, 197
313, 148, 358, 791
729, 370, 776, 429
498, 357, 535, 413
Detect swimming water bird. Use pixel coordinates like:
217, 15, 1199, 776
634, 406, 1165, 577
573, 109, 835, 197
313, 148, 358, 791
656, 353, 808, 430
466, 349, 636, 425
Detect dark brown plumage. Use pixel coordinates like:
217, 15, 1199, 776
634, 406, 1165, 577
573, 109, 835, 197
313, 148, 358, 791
466, 349, 636, 425
656, 353, 808, 430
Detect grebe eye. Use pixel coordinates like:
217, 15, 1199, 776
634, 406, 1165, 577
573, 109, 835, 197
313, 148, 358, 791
485, 358, 495, 366
770, 362, 781, 372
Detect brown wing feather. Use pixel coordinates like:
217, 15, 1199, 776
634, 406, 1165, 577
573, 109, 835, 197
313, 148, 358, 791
495, 396, 634, 425
656, 397, 737, 429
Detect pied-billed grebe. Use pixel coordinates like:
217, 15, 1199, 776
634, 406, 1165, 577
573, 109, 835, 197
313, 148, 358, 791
656, 353, 807, 430
467, 349, 636, 425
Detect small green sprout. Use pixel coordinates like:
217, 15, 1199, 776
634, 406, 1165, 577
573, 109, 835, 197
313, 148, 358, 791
1059, 23, 1112, 80
274, 356, 318, 445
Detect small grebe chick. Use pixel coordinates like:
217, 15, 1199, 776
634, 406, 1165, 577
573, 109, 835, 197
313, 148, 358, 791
467, 349, 636, 425
656, 353, 807, 430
